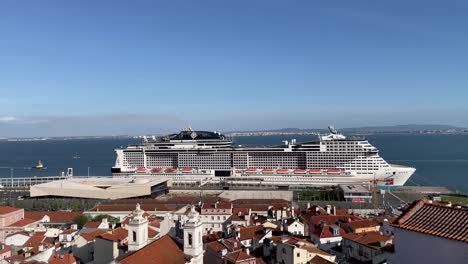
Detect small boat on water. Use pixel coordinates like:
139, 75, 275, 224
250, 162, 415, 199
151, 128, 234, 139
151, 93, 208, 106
35, 160, 45, 170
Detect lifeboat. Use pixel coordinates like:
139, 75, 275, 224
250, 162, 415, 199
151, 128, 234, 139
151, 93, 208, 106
309, 169, 322, 174
182, 168, 193, 173
165, 168, 177, 173
245, 168, 258, 173
327, 168, 341, 174
151, 168, 163, 173
262, 169, 274, 173
294, 169, 307, 174
135, 167, 147, 173
276, 169, 289, 174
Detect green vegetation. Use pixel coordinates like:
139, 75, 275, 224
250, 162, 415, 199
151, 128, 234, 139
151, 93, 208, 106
92, 214, 120, 224
5, 198, 98, 212
73, 215, 91, 229
298, 188, 343, 201
441, 195, 468, 205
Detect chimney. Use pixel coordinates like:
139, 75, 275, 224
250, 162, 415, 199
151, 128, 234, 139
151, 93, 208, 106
0, 244, 4, 250
291, 206, 295, 217
307, 202, 311, 209
38, 244, 44, 252
102, 218, 108, 224
245, 248, 250, 255
326, 205, 331, 215
427, 200, 433, 204
71, 224, 78, 230
333, 206, 336, 216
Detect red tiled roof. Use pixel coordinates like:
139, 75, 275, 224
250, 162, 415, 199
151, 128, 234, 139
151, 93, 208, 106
206, 238, 242, 252
0, 245, 10, 255
239, 225, 264, 241
313, 225, 346, 238
302, 246, 333, 256
83, 221, 101, 229
309, 255, 334, 264
90, 204, 175, 212
80, 230, 107, 242
393, 199, 468, 243
309, 215, 362, 226
24, 211, 83, 223
24, 233, 46, 248
119, 235, 187, 264
9, 218, 37, 227
0, 206, 21, 215
231, 199, 290, 204
343, 219, 378, 230
48, 253, 78, 264
342, 231, 392, 249
148, 228, 159, 238
60, 229, 78, 235
163, 196, 228, 204
225, 251, 256, 262
98, 227, 128, 242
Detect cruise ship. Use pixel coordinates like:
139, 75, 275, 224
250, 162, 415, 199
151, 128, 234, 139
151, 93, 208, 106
111, 127, 415, 186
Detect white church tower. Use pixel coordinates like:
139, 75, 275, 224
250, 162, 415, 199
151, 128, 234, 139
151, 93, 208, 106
127, 203, 148, 251
184, 206, 204, 264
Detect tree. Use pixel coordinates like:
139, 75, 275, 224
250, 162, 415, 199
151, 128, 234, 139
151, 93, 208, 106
92, 214, 119, 224
73, 215, 91, 229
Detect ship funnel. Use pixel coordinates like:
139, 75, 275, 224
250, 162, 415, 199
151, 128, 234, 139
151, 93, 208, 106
328, 126, 338, 134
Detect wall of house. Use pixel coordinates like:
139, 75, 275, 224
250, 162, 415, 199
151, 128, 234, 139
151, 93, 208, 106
0, 209, 25, 243
310, 236, 342, 251
72, 237, 94, 263
389, 228, 468, 264
94, 238, 119, 264
201, 214, 230, 235
0, 210, 23, 227
342, 238, 379, 262
286, 222, 305, 236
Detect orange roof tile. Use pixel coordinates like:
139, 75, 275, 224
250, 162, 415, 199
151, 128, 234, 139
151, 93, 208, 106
60, 229, 78, 235
224, 251, 256, 262
25, 211, 83, 223
90, 204, 175, 212
309, 255, 334, 264
342, 231, 392, 248
239, 225, 264, 241
80, 230, 107, 242
83, 221, 101, 229
9, 218, 37, 227
0, 206, 21, 215
148, 228, 159, 238
393, 199, 468, 243
48, 253, 78, 264
119, 235, 187, 264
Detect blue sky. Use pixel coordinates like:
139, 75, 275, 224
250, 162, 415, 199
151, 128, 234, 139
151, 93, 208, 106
1, 0, 467, 137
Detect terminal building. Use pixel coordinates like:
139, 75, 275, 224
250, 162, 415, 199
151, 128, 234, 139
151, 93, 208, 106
338, 184, 372, 203
30, 177, 170, 200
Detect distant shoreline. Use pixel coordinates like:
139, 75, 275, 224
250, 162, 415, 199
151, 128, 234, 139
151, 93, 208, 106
1, 129, 468, 142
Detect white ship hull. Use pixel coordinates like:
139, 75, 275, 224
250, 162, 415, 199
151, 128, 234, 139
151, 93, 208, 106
113, 163, 415, 187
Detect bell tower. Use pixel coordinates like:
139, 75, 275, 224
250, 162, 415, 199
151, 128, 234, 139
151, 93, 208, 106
127, 203, 148, 251
184, 206, 204, 264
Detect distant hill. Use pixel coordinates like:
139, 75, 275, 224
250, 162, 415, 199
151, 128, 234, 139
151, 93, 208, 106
230, 124, 464, 134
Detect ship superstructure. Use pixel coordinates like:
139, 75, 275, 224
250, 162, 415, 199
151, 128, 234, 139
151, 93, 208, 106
112, 127, 415, 186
